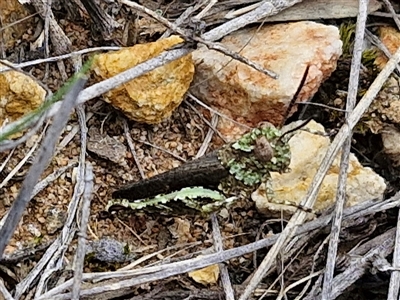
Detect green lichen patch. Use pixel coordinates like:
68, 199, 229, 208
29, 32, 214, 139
218, 125, 291, 189
107, 187, 236, 215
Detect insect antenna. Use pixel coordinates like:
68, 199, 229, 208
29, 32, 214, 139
279, 65, 310, 128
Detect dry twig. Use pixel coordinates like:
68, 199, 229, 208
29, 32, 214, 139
0, 77, 87, 258
72, 162, 94, 300
123, 119, 146, 179
321, 0, 368, 298
36, 193, 400, 299
211, 213, 235, 300
0, 279, 14, 300
120, 0, 278, 79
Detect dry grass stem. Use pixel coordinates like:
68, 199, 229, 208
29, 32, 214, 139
321, 0, 368, 298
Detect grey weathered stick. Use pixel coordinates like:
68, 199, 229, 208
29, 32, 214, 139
321, 0, 368, 298
195, 113, 219, 158
388, 208, 400, 299
0, 279, 14, 300
211, 213, 235, 300
37, 194, 400, 299
233, 0, 382, 22
365, 29, 400, 74
32, 104, 89, 299
14, 239, 61, 299
304, 228, 396, 300
327, 229, 395, 300
72, 162, 94, 300
381, 0, 400, 30
202, 0, 303, 42
0, 47, 120, 73
31, 162, 78, 198
123, 119, 145, 180
238, 46, 400, 300
0, 77, 86, 258
31, 0, 72, 55
120, 0, 278, 79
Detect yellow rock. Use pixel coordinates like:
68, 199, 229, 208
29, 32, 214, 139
188, 264, 220, 285
92, 36, 194, 124
0, 69, 46, 138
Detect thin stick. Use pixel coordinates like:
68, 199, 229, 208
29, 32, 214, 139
37, 194, 400, 299
72, 163, 94, 300
238, 45, 400, 300
388, 207, 400, 299
0, 148, 14, 174
185, 100, 227, 144
0, 279, 14, 300
120, 0, 278, 79
188, 93, 251, 130
195, 0, 218, 19
33, 102, 89, 299
381, 0, 400, 30
0, 47, 120, 73
132, 138, 186, 162
202, 0, 303, 42
0, 124, 47, 190
123, 119, 145, 179
31, 162, 77, 198
321, 0, 368, 298
0, 77, 86, 258
210, 213, 235, 300
327, 229, 395, 299
365, 29, 400, 74
195, 113, 218, 158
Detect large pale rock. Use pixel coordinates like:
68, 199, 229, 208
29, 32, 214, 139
192, 21, 342, 138
92, 36, 194, 124
253, 120, 386, 217
0, 69, 46, 138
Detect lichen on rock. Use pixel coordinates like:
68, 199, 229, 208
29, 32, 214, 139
218, 124, 291, 199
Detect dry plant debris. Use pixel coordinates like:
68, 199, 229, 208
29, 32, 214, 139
1, 0, 400, 300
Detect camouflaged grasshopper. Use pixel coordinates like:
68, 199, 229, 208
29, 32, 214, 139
107, 124, 292, 215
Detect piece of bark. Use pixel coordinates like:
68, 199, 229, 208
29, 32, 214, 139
81, 0, 122, 40
31, 0, 72, 55
112, 151, 229, 200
